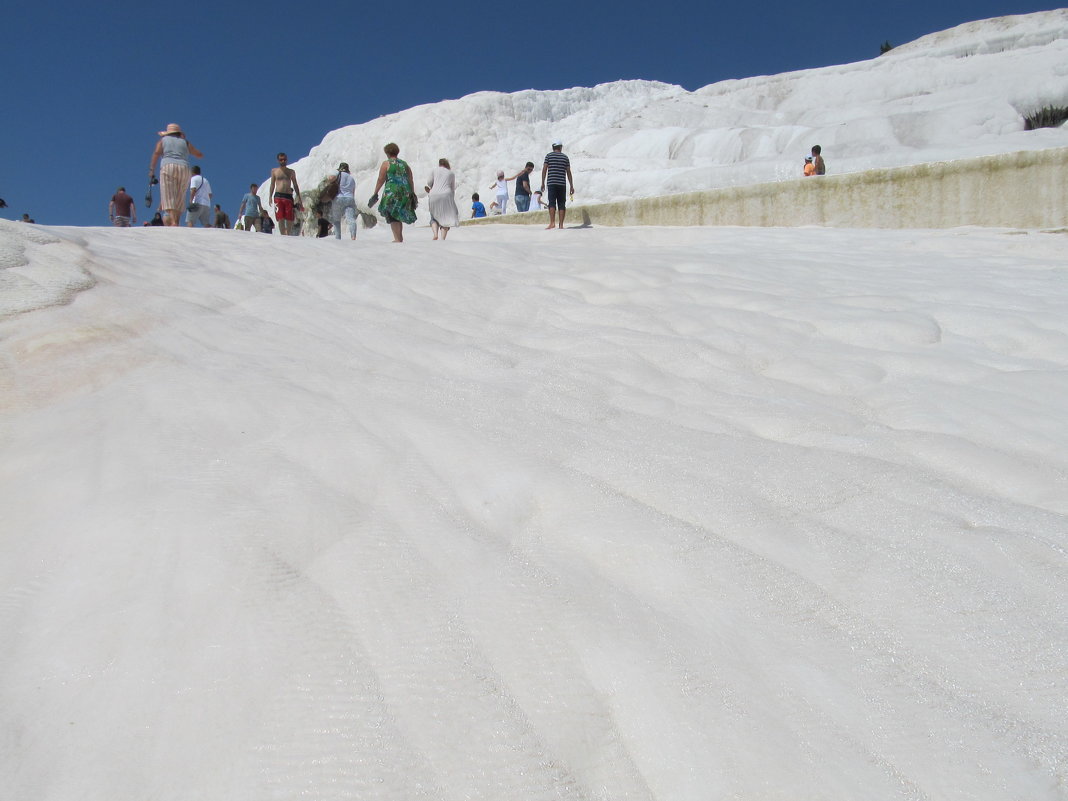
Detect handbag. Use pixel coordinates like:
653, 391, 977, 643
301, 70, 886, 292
188, 175, 204, 212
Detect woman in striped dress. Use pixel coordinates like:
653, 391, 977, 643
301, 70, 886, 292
149, 123, 204, 227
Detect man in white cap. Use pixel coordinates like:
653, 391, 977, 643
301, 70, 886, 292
540, 140, 574, 230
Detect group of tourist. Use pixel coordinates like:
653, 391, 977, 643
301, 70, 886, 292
138, 123, 583, 240
803, 145, 826, 176
144, 124, 284, 233
322, 140, 575, 242
135, 122, 821, 237
30, 132, 827, 231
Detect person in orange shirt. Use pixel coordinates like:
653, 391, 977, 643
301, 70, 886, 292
803, 156, 816, 176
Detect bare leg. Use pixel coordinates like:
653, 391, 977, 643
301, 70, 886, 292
546, 208, 556, 229
431, 220, 439, 240
391, 221, 404, 242
558, 208, 566, 229
440, 226, 449, 240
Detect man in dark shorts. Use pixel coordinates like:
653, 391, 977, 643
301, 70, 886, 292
540, 140, 574, 230
269, 152, 303, 236
109, 186, 137, 227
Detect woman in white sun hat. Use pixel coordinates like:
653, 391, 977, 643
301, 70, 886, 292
149, 123, 204, 227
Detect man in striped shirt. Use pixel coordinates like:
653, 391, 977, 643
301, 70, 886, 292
540, 140, 575, 230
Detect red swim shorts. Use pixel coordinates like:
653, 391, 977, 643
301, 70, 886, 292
273, 193, 295, 221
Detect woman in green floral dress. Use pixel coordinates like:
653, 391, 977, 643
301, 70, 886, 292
370, 142, 417, 242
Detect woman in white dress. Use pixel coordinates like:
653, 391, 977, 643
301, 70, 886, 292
424, 158, 460, 240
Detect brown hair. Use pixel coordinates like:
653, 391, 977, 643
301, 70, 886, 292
384, 143, 400, 157
439, 158, 450, 169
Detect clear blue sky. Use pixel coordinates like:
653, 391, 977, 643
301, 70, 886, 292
0, 0, 1056, 226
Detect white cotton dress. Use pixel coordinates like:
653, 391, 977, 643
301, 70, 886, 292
425, 166, 460, 228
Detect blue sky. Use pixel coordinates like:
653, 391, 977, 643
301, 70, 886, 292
0, 0, 1056, 226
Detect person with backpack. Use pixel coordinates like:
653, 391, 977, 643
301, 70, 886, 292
213, 204, 231, 229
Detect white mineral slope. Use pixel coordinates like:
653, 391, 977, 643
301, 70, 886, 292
1, 218, 1067, 800
283, 10, 1068, 211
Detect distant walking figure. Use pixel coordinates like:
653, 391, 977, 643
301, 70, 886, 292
150, 123, 203, 226
811, 145, 826, 175
424, 158, 459, 240
371, 143, 417, 243
239, 184, 263, 231
186, 166, 213, 228
109, 186, 137, 226
270, 152, 303, 236
490, 170, 508, 215
332, 162, 358, 240
540, 140, 574, 230
508, 162, 535, 211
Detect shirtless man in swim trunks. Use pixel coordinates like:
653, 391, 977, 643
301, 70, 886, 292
269, 152, 303, 236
